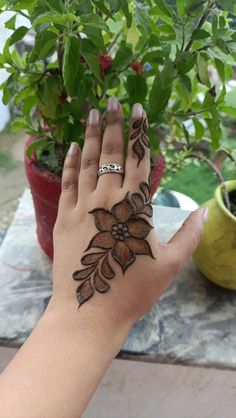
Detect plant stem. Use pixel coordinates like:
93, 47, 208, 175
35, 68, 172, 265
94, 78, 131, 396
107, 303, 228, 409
15, 9, 30, 19
184, 1, 215, 52
187, 151, 231, 211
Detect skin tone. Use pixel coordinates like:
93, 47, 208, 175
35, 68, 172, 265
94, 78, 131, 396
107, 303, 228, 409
0, 98, 208, 418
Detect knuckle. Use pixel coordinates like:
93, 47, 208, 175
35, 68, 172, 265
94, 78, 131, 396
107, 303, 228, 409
81, 158, 98, 170
62, 173, 77, 192
102, 142, 123, 155
86, 125, 101, 139
107, 112, 123, 125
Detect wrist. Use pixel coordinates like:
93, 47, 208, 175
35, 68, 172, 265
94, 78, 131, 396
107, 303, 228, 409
44, 295, 131, 353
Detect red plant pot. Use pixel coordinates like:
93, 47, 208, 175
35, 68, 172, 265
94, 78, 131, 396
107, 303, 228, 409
24, 137, 61, 260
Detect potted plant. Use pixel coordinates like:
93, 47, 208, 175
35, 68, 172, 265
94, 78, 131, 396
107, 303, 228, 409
0, 0, 236, 259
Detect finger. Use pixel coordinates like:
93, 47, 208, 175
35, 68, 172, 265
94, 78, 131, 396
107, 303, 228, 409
58, 142, 81, 215
123, 104, 150, 192
167, 207, 209, 267
98, 96, 124, 189
79, 109, 102, 197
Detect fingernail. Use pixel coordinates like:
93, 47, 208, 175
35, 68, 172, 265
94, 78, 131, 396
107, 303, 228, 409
108, 96, 119, 111
88, 109, 100, 126
132, 103, 143, 119
202, 207, 209, 223
68, 142, 79, 157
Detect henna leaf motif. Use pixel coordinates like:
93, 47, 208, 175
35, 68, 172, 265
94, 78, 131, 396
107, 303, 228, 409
81, 251, 106, 266
101, 254, 115, 279
132, 140, 145, 165
133, 118, 143, 129
94, 270, 110, 293
131, 193, 145, 211
73, 265, 96, 281
76, 279, 94, 306
140, 182, 150, 202
138, 204, 153, 217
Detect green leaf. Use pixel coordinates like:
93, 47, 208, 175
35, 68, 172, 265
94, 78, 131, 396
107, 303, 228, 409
154, 0, 172, 17
30, 30, 57, 62
112, 45, 133, 70
11, 118, 28, 132
33, 12, 75, 27
193, 118, 205, 140
220, 106, 236, 117
82, 26, 105, 52
26, 139, 49, 159
149, 74, 171, 114
81, 39, 102, 82
92, 0, 113, 18
197, 53, 210, 86
191, 28, 211, 41
63, 36, 81, 96
3, 40, 12, 64
215, 58, 225, 83
5, 15, 16, 30
212, 14, 218, 40
9, 26, 28, 46
22, 95, 38, 117
38, 75, 62, 119
216, 0, 234, 13
45, 0, 66, 13
160, 58, 177, 87
80, 13, 110, 32
121, 0, 132, 28
176, 52, 196, 75
126, 75, 147, 106
177, 0, 186, 18
2, 74, 17, 105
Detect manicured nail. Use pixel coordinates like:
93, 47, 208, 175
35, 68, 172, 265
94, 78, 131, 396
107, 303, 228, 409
88, 109, 100, 126
132, 103, 143, 119
202, 207, 209, 223
68, 142, 79, 157
108, 96, 119, 111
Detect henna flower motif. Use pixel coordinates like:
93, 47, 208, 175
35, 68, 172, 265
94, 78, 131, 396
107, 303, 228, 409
73, 183, 154, 307
87, 193, 154, 273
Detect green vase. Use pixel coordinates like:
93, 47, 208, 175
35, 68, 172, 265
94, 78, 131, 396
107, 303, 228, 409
193, 180, 236, 290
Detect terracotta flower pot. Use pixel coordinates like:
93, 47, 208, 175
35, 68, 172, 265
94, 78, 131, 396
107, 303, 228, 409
193, 180, 236, 289
24, 137, 61, 260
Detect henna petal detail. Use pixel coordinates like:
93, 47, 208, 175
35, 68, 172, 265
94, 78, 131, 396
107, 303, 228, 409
138, 204, 153, 217
140, 182, 150, 202
126, 237, 154, 258
86, 232, 115, 251
81, 251, 106, 266
141, 133, 150, 148
94, 270, 110, 293
112, 241, 135, 273
76, 279, 94, 306
133, 118, 143, 129
127, 218, 153, 238
101, 254, 115, 279
89, 209, 116, 232
112, 193, 134, 223
131, 193, 145, 211
133, 140, 145, 166
73, 265, 96, 281
143, 118, 148, 135
130, 131, 140, 141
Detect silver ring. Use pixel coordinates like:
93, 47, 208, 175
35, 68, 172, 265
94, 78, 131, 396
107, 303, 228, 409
98, 163, 124, 177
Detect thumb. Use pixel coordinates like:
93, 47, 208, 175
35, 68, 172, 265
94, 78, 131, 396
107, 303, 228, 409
167, 207, 209, 263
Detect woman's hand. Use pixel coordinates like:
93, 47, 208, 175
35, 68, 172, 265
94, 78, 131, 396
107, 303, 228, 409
52, 97, 208, 333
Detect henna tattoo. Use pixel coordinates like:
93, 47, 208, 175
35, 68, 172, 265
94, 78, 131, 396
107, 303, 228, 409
130, 115, 149, 165
73, 183, 154, 307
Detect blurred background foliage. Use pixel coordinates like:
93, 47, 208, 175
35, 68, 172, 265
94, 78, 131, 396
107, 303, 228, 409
0, 0, 236, 200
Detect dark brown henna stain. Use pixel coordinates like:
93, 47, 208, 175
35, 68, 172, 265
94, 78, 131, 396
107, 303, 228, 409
73, 182, 155, 307
130, 115, 150, 165
76, 279, 94, 305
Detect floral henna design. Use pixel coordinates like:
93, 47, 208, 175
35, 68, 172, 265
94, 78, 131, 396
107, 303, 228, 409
130, 115, 149, 165
73, 182, 155, 307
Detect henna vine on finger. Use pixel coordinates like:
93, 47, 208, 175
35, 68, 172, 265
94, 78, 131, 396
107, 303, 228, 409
73, 182, 154, 307
130, 115, 149, 165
